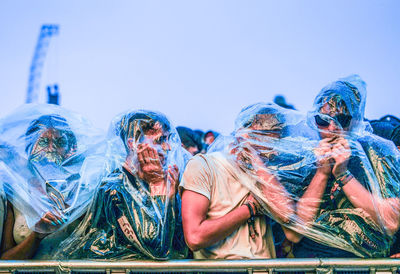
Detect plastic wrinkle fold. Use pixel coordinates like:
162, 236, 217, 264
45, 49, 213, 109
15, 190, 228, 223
55, 109, 189, 260
0, 104, 106, 235
209, 90, 400, 258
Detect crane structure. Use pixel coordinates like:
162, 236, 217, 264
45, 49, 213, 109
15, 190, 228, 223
26, 24, 60, 104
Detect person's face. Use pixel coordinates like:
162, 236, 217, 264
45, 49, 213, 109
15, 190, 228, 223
184, 145, 199, 155
316, 103, 352, 139
31, 128, 71, 164
204, 134, 215, 145
136, 123, 171, 165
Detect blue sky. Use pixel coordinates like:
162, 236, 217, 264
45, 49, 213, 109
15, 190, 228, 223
1, 0, 399, 134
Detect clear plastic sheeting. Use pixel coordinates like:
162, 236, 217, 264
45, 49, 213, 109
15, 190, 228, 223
209, 96, 400, 258
0, 104, 105, 234
0, 178, 5, 240
55, 110, 189, 260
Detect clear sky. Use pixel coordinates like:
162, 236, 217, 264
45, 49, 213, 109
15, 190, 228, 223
1, 0, 399, 134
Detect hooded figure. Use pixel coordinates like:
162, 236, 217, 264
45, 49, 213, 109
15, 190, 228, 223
0, 104, 104, 259
55, 110, 189, 260
181, 103, 305, 259
289, 75, 400, 258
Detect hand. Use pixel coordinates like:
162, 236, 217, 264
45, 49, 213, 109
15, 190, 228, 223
34, 211, 66, 238
330, 137, 351, 178
166, 164, 179, 198
137, 143, 165, 185
314, 139, 333, 176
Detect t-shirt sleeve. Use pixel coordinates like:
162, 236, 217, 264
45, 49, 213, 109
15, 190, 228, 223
180, 155, 212, 200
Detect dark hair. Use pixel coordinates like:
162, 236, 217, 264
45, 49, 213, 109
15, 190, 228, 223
177, 126, 201, 150
118, 111, 171, 152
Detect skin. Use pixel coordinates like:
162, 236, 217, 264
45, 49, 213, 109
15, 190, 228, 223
204, 134, 215, 146
1, 203, 64, 260
30, 128, 73, 165
123, 126, 179, 197
1, 128, 70, 260
182, 127, 294, 252
287, 102, 400, 244
183, 145, 199, 156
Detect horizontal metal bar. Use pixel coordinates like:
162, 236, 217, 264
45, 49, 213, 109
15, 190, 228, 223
0, 259, 399, 272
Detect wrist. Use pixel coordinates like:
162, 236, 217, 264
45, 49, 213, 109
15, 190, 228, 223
150, 181, 167, 196
32, 231, 47, 240
244, 201, 257, 218
334, 170, 353, 187
315, 169, 330, 178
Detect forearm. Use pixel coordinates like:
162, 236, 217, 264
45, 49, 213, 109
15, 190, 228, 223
0, 232, 43, 260
257, 169, 294, 223
184, 205, 251, 251
296, 171, 329, 225
342, 177, 376, 217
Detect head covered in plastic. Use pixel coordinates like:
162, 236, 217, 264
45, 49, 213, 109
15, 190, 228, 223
209, 102, 316, 223
309, 74, 369, 136
289, 75, 400, 257
55, 109, 189, 260
0, 104, 105, 234
113, 109, 186, 175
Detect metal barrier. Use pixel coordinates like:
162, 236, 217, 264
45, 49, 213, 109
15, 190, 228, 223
1, 259, 400, 274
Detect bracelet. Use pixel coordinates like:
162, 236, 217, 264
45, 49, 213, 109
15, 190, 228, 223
244, 202, 257, 239
244, 202, 255, 219
335, 170, 353, 188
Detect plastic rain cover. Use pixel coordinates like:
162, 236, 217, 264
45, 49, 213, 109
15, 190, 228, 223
209, 81, 400, 258
0, 104, 105, 235
55, 109, 189, 260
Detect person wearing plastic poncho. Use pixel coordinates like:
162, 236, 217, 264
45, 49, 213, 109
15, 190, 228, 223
0, 104, 104, 259
181, 103, 298, 259
283, 75, 400, 258
55, 110, 189, 260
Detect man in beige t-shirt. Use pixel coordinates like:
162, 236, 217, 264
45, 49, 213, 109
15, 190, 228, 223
181, 151, 275, 259
181, 103, 295, 259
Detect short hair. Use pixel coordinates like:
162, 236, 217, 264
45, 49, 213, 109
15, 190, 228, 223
238, 104, 286, 132
117, 111, 171, 152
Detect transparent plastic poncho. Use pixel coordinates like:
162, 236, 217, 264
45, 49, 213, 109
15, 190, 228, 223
0, 179, 5, 240
209, 87, 400, 258
55, 109, 189, 260
0, 104, 105, 234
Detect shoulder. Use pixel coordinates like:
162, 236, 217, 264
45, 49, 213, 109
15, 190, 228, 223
180, 153, 223, 200
358, 134, 397, 152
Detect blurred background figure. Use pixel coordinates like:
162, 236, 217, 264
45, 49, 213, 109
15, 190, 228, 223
369, 116, 400, 150
176, 126, 203, 155
273, 95, 296, 110
203, 130, 220, 152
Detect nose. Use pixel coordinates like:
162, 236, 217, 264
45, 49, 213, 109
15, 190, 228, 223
327, 120, 340, 132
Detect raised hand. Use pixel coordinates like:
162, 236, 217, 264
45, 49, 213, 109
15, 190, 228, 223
137, 143, 165, 185
314, 138, 334, 176
166, 164, 180, 198
330, 137, 351, 178
34, 210, 66, 238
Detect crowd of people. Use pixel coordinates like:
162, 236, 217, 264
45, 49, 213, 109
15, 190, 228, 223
1, 74, 400, 260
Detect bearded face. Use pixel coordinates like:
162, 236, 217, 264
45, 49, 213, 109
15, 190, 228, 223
29, 128, 76, 166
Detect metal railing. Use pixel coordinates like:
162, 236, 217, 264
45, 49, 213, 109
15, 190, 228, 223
1, 259, 400, 274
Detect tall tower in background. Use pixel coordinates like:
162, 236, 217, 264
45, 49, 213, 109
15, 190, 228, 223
26, 24, 60, 105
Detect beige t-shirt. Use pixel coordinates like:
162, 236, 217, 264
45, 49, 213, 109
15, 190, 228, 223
181, 151, 275, 259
